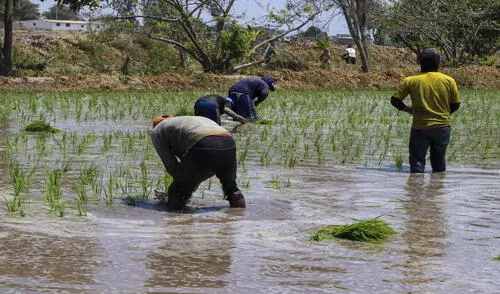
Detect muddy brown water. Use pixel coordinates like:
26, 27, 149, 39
0, 122, 499, 293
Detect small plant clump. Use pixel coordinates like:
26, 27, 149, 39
255, 119, 273, 125
310, 218, 397, 243
24, 120, 61, 133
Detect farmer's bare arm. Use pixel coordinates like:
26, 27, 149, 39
224, 107, 249, 123
391, 96, 412, 114
451, 102, 460, 114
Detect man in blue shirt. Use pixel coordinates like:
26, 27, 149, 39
227, 76, 275, 122
194, 94, 249, 125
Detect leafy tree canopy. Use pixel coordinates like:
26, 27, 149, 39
43, 4, 83, 20
0, 0, 40, 21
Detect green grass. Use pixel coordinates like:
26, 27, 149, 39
310, 218, 397, 243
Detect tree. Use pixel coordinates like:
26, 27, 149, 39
56, 0, 334, 73
296, 25, 328, 40
385, 0, 500, 66
316, 37, 332, 69
1, 0, 13, 75
330, 0, 378, 72
0, 0, 40, 21
43, 4, 82, 20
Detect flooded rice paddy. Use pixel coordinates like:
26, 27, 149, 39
0, 90, 498, 293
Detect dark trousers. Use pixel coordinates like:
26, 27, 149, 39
229, 92, 257, 122
345, 57, 356, 64
167, 136, 242, 209
409, 127, 451, 173
194, 99, 221, 125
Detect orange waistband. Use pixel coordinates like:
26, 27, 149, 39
210, 133, 233, 138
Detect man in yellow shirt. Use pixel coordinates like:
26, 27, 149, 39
391, 48, 461, 173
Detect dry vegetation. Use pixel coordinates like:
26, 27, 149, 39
1, 30, 498, 92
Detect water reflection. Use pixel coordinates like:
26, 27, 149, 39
0, 228, 100, 288
145, 216, 234, 290
401, 173, 446, 284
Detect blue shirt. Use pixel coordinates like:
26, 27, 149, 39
228, 78, 270, 105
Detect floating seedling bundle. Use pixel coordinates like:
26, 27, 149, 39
24, 120, 61, 133
310, 218, 396, 243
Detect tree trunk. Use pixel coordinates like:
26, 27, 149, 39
1, 0, 13, 76
338, 0, 371, 73
354, 37, 370, 72
178, 48, 186, 68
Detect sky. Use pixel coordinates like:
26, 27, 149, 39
232, 0, 349, 36
32, 0, 349, 36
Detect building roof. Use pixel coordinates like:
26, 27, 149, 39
39, 19, 99, 24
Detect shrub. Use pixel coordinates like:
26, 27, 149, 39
145, 43, 179, 75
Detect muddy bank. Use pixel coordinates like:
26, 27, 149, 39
0, 66, 498, 92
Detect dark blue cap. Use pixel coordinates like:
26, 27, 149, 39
261, 76, 275, 91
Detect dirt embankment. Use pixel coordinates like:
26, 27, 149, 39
1, 30, 498, 92
0, 66, 498, 92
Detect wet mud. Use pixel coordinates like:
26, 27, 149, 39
1, 163, 499, 293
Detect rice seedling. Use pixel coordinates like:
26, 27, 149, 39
0, 106, 10, 127
238, 173, 251, 189
4, 158, 38, 216
266, 174, 291, 190
284, 152, 299, 168
259, 149, 273, 167
310, 218, 397, 243
255, 119, 273, 126
24, 120, 61, 133
0, 89, 496, 218
174, 105, 193, 116
238, 137, 251, 165
80, 164, 102, 186
44, 166, 69, 217
137, 161, 153, 199
493, 255, 500, 261
103, 173, 118, 205
394, 155, 404, 170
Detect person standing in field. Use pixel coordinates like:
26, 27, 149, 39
193, 94, 249, 125
390, 48, 461, 173
227, 75, 276, 122
151, 115, 246, 209
343, 44, 356, 64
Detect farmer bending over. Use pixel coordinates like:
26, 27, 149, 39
227, 75, 275, 122
391, 48, 460, 173
151, 115, 246, 209
194, 94, 249, 125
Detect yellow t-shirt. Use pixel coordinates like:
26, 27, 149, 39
393, 72, 460, 129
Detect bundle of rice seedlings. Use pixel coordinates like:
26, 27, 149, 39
24, 120, 60, 133
310, 218, 396, 243
255, 119, 273, 125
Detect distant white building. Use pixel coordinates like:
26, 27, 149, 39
18, 19, 104, 31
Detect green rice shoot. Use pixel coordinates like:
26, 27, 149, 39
493, 255, 500, 261
24, 120, 61, 133
310, 218, 397, 243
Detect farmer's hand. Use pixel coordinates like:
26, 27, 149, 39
239, 117, 249, 124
